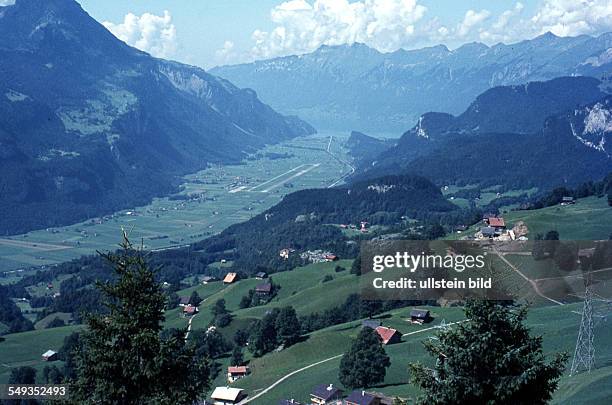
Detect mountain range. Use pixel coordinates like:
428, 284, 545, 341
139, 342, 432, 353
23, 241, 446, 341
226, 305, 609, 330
0, 0, 314, 235
354, 76, 612, 190
212, 34, 612, 132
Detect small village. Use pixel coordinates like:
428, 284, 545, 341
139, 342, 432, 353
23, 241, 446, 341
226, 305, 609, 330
35, 263, 434, 405
202, 308, 432, 404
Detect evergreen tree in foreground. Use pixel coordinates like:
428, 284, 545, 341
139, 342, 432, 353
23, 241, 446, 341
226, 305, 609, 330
71, 234, 211, 404
339, 327, 390, 389
409, 300, 567, 405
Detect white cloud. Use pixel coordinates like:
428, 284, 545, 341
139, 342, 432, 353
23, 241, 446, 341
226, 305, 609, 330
215, 40, 237, 65
531, 0, 612, 37
218, 0, 612, 64
248, 0, 428, 60
0, 0, 16, 6
103, 10, 177, 59
457, 9, 491, 38
478, 2, 526, 43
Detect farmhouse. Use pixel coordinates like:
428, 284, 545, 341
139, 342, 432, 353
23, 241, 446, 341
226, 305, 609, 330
223, 272, 238, 284
227, 366, 249, 383
278, 400, 303, 405
310, 384, 343, 404
375, 326, 401, 345
345, 390, 380, 405
279, 248, 290, 259
410, 309, 432, 324
42, 350, 58, 362
183, 305, 198, 316
487, 217, 506, 229
255, 282, 272, 296
255, 271, 268, 279
210, 386, 245, 405
179, 296, 191, 307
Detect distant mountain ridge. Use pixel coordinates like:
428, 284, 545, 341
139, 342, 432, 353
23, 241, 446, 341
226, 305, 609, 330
212, 34, 612, 132
358, 76, 612, 190
0, 0, 314, 235
345, 131, 395, 167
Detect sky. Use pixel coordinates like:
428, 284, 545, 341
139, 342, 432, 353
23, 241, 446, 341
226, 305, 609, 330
69, 0, 612, 69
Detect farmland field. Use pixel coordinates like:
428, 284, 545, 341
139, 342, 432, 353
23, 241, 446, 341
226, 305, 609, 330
0, 133, 352, 276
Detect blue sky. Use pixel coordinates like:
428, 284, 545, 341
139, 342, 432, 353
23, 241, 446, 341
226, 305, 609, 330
75, 0, 612, 69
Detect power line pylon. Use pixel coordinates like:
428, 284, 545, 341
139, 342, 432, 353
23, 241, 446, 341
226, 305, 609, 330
570, 273, 595, 376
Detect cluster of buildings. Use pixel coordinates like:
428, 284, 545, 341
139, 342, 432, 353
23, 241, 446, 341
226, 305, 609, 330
300, 250, 339, 263
477, 215, 526, 241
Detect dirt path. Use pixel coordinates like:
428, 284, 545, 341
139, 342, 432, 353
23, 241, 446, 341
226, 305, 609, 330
239, 320, 463, 404
493, 248, 564, 306
237, 354, 344, 404
402, 320, 466, 336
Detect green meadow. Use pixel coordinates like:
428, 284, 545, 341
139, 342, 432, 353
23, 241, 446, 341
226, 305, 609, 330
1, 258, 611, 405
450, 196, 612, 241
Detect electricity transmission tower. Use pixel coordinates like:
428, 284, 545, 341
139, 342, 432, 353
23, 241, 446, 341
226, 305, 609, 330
570, 274, 595, 376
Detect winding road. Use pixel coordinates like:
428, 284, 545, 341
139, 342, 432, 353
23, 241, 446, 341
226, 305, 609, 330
238, 320, 465, 404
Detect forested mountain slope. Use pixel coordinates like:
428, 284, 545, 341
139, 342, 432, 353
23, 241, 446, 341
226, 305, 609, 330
0, 0, 314, 235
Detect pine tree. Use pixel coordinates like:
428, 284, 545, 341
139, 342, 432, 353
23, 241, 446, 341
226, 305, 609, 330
8, 366, 36, 384
230, 346, 244, 367
409, 300, 567, 405
275, 306, 301, 347
248, 309, 279, 357
247, 320, 266, 357
189, 290, 202, 306
71, 234, 211, 404
339, 327, 390, 388
42, 365, 64, 384
211, 298, 231, 327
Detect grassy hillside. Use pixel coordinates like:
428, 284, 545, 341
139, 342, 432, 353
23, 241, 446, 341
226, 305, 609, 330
233, 306, 465, 404
165, 260, 355, 333
450, 196, 611, 240
0, 325, 82, 383
228, 303, 611, 405
0, 195, 609, 401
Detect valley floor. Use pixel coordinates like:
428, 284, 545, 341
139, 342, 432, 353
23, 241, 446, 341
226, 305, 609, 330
0, 133, 353, 279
